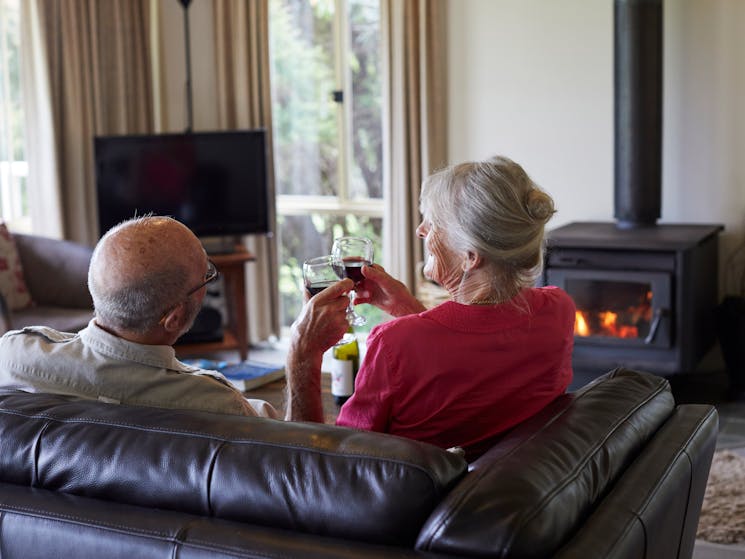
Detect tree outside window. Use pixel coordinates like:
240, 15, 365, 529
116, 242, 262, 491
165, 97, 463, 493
269, 0, 383, 331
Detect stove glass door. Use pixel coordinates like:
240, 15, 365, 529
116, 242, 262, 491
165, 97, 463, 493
546, 269, 672, 349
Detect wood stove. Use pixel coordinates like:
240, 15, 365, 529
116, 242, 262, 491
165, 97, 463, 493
542, 0, 724, 382
544, 222, 722, 378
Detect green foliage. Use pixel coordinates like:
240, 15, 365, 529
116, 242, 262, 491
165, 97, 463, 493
269, 0, 339, 197
277, 213, 383, 331
270, 0, 385, 333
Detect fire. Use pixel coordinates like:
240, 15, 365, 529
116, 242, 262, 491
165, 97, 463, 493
574, 290, 652, 339
575, 311, 590, 336
600, 311, 617, 330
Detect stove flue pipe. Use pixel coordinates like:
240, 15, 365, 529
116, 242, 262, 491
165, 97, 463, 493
614, 0, 663, 229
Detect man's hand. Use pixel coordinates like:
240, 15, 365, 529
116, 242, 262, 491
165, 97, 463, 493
353, 264, 426, 318
290, 278, 353, 357
285, 278, 353, 422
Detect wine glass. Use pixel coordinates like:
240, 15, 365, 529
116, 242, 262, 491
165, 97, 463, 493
302, 255, 355, 345
302, 255, 339, 297
331, 236, 374, 326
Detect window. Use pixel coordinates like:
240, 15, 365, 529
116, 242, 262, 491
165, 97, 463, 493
269, 0, 384, 331
0, 0, 30, 231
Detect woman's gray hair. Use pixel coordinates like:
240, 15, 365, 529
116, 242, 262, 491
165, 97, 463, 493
420, 155, 556, 300
88, 217, 191, 334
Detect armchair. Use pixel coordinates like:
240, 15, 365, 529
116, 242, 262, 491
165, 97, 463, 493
0, 233, 94, 335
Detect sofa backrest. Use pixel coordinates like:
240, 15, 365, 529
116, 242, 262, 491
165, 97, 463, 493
0, 390, 467, 546
416, 368, 681, 557
14, 233, 93, 308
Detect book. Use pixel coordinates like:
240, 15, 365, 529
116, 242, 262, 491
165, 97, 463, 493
182, 359, 285, 392
218, 361, 286, 392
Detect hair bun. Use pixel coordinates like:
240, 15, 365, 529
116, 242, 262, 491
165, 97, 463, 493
525, 189, 556, 222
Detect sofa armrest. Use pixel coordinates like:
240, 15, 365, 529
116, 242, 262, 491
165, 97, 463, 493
554, 404, 718, 559
13, 233, 93, 308
416, 368, 676, 558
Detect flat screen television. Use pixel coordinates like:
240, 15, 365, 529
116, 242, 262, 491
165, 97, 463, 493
94, 130, 272, 239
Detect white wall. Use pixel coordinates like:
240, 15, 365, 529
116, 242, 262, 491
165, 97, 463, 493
447, 0, 745, 295
159, 0, 745, 295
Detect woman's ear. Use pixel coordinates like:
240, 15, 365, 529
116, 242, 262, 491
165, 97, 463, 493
462, 251, 483, 271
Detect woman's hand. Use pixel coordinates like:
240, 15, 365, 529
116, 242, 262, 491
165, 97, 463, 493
353, 264, 426, 318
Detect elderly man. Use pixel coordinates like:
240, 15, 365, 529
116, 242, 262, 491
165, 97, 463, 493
0, 216, 276, 417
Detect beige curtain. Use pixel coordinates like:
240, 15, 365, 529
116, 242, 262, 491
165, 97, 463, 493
382, 0, 448, 292
213, 0, 280, 342
32, 0, 154, 244
20, 0, 63, 238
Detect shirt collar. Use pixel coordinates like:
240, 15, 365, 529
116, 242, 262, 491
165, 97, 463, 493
80, 318, 187, 372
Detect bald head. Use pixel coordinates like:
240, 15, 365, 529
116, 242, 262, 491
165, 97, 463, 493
89, 216, 207, 336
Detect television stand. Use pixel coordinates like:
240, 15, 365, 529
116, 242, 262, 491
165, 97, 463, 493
175, 245, 255, 361
201, 236, 242, 255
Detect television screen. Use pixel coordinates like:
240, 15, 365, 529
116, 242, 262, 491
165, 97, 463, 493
94, 130, 271, 238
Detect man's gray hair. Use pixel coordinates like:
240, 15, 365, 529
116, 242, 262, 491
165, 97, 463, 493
89, 268, 190, 334
88, 217, 191, 334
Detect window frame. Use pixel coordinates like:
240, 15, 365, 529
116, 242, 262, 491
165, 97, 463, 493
271, 0, 385, 330
274, 0, 383, 220
0, 0, 30, 231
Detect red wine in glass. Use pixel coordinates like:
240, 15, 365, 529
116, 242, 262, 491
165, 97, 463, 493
331, 237, 374, 327
306, 280, 336, 297
302, 256, 338, 298
334, 256, 369, 284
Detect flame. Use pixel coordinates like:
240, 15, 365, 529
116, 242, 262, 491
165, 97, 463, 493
600, 311, 617, 330
574, 290, 651, 339
575, 311, 590, 336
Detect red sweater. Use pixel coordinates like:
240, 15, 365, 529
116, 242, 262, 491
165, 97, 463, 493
336, 287, 575, 459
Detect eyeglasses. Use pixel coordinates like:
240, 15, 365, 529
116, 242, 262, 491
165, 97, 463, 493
158, 259, 219, 326
185, 259, 220, 297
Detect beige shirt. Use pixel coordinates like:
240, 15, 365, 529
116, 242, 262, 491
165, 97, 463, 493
0, 319, 279, 418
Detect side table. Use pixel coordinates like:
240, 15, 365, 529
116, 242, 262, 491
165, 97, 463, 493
175, 246, 255, 361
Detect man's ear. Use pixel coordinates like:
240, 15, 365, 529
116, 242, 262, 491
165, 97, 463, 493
161, 302, 187, 334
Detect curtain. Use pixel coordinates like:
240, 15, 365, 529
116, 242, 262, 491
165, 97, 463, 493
382, 0, 448, 292
28, 0, 154, 245
213, 0, 280, 342
20, 0, 63, 238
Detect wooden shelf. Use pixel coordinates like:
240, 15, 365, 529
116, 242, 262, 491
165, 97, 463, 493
175, 246, 255, 361
175, 330, 239, 358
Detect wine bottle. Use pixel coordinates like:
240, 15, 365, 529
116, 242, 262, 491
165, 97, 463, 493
330, 328, 359, 406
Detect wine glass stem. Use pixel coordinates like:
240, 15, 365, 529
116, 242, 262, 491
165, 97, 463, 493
347, 291, 356, 318
346, 290, 366, 326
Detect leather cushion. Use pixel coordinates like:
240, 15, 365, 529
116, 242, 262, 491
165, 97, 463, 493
13, 233, 93, 308
0, 391, 466, 546
0, 482, 430, 559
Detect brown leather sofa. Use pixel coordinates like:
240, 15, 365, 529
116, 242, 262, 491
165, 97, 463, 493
0, 368, 717, 558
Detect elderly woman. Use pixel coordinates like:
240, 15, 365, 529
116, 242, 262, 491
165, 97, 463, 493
286, 156, 575, 460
